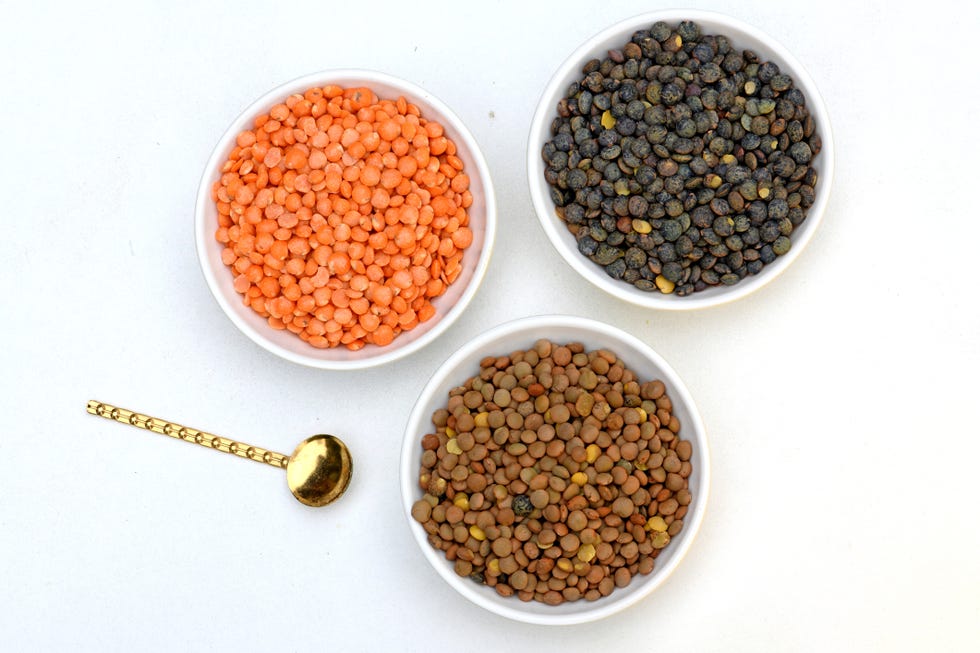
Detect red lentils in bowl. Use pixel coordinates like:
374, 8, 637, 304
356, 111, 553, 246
196, 70, 496, 369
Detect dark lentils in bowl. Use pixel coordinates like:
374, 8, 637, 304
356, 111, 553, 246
542, 20, 821, 296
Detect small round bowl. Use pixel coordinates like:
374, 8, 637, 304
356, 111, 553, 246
195, 69, 496, 369
400, 315, 709, 625
527, 10, 835, 310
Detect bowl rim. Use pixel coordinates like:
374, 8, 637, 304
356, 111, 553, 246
399, 314, 710, 625
195, 68, 497, 369
526, 9, 835, 310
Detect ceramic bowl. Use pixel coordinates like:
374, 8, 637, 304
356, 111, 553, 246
527, 10, 834, 309
400, 315, 709, 624
196, 69, 496, 368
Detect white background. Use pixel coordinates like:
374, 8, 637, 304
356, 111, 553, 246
2, 0, 977, 650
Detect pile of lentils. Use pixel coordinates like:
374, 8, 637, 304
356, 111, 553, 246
411, 339, 694, 605
542, 20, 821, 295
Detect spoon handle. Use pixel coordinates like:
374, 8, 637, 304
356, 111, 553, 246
86, 400, 289, 469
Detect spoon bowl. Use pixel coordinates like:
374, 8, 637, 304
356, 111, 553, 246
287, 434, 354, 507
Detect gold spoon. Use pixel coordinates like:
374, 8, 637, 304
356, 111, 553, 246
86, 400, 352, 507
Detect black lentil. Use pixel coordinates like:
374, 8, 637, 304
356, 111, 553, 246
512, 494, 534, 517
542, 20, 821, 294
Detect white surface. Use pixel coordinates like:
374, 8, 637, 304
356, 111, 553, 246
1, 0, 977, 650
400, 316, 710, 625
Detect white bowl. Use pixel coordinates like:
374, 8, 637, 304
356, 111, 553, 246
400, 315, 709, 624
527, 10, 835, 310
195, 69, 496, 369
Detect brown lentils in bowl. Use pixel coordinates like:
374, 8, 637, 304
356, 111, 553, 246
411, 339, 694, 605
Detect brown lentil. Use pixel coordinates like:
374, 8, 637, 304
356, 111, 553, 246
413, 340, 695, 605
